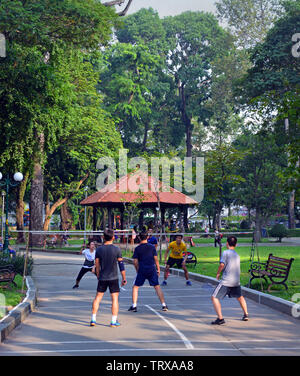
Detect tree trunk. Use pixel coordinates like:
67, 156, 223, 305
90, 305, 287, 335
43, 172, 89, 231
254, 209, 262, 243
15, 171, 29, 244
29, 133, 45, 248
288, 190, 296, 229
142, 121, 149, 152
43, 196, 68, 231
285, 118, 296, 229
60, 200, 73, 230
179, 83, 193, 157
185, 117, 193, 158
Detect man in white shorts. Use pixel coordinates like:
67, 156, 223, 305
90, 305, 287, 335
211, 236, 249, 325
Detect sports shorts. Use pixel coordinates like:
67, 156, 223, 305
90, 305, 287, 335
97, 279, 120, 293
212, 282, 242, 299
134, 268, 159, 287
167, 256, 183, 268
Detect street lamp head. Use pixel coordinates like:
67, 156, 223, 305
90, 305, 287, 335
13, 172, 23, 182
0, 172, 2, 180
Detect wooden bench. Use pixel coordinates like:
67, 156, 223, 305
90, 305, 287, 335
0, 265, 17, 288
182, 251, 197, 267
248, 253, 294, 292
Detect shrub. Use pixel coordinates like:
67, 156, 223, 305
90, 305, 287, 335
0, 254, 33, 275
269, 224, 289, 242
240, 220, 251, 229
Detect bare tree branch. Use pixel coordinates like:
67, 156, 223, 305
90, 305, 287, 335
118, 0, 133, 16
103, 1, 125, 6
103, 0, 133, 16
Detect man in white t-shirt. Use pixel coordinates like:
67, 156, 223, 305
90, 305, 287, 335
211, 236, 249, 325
73, 241, 96, 288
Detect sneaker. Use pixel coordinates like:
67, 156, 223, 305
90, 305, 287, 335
162, 280, 167, 286
110, 321, 121, 328
90, 320, 96, 326
128, 306, 137, 312
211, 318, 225, 325
72, 284, 79, 289
242, 314, 249, 321
162, 305, 168, 312
186, 280, 192, 286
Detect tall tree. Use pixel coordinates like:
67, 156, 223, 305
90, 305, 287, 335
43, 48, 122, 230
234, 130, 287, 241
163, 11, 232, 157
0, 0, 120, 246
237, 1, 300, 228
115, 8, 184, 155
215, 0, 284, 48
97, 42, 161, 153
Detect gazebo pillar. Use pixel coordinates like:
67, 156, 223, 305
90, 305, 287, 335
183, 206, 188, 232
93, 206, 97, 231
138, 209, 144, 230
161, 207, 166, 230
120, 206, 124, 230
107, 207, 112, 229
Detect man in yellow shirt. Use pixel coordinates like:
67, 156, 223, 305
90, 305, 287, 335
162, 235, 192, 286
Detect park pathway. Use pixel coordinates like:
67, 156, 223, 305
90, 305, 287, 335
0, 251, 300, 356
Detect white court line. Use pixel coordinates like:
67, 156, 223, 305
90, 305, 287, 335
2, 346, 300, 355
145, 304, 194, 350
0, 347, 238, 355
37, 291, 212, 298
7, 338, 300, 346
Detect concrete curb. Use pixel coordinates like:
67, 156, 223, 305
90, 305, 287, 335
124, 257, 300, 320
0, 276, 37, 343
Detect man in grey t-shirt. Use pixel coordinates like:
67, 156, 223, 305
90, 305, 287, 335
211, 236, 249, 325
90, 229, 127, 327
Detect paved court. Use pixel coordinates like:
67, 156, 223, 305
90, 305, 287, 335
0, 251, 300, 356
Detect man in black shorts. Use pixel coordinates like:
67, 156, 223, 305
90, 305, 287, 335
162, 235, 191, 286
211, 236, 249, 325
90, 229, 127, 327
128, 232, 168, 312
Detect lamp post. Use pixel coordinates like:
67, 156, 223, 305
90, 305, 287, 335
1, 190, 5, 243
0, 172, 23, 255
84, 186, 89, 245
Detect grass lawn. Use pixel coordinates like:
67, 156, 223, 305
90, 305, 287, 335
121, 244, 300, 302
0, 274, 27, 319
184, 245, 300, 302
193, 237, 278, 244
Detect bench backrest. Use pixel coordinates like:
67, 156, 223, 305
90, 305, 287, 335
182, 251, 197, 263
265, 254, 294, 277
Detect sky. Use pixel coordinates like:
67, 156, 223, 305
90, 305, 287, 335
127, 0, 217, 17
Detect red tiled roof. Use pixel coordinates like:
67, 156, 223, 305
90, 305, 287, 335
80, 171, 198, 206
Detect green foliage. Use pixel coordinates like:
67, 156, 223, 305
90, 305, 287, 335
0, 255, 33, 275
116, 7, 167, 54
97, 42, 161, 152
233, 130, 287, 220
215, 0, 284, 48
240, 220, 251, 229
204, 144, 246, 203
0, 0, 120, 49
269, 223, 289, 241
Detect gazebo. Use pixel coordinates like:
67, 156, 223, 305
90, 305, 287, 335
80, 170, 198, 231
